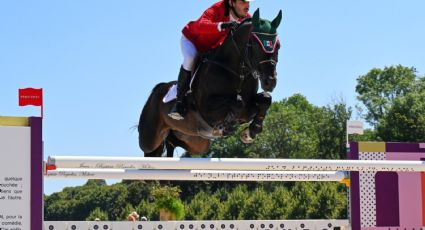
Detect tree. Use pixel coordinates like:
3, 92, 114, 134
86, 207, 108, 221
349, 129, 379, 142
137, 199, 158, 221
122, 180, 153, 206
377, 91, 425, 141
356, 65, 417, 126
222, 185, 249, 219
241, 188, 274, 219
185, 191, 224, 220
45, 93, 353, 221
100, 184, 129, 220
269, 185, 296, 219
247, 94, 319, 159
315, 183, 347, 219
315, 101, 351, 159
120, 203, 137, 221
289, 182, 318, 219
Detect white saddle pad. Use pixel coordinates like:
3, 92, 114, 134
162, 84, 177, 103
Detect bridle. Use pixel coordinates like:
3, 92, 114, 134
202, 23, 278, 93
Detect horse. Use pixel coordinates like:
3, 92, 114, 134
138, 9, 282, 157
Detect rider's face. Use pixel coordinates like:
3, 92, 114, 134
230, 0, 250, 18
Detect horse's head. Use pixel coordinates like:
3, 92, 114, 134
249, 9, 282, 92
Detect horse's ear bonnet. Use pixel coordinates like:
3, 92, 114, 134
251, 9, 282, 53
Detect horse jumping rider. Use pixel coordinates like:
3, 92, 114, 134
168, 0, 254, 121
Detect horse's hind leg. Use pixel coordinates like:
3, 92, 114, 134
138, 103, 171, 157
138, 115, 169, 155
146, 142, 166, 157
165, 131, 179, 157
166, 132, 210, 156
183, 136, 210, 155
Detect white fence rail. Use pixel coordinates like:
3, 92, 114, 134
48, 156, 425, 172
44, 219, 350, 230
45, 169, 348, 182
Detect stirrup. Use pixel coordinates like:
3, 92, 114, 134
168, 111, 184, 120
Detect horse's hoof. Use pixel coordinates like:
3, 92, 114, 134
240, 128, 254, 144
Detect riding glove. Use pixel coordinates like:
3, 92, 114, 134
220, 21, 239, 31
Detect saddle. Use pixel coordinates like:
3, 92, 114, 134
162, 52, 229, 139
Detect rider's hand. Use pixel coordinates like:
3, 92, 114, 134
220, 21, 238, 31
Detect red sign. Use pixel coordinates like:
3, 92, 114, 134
18, 88, 43, 106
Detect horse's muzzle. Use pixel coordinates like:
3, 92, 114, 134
261, 75, 277, 92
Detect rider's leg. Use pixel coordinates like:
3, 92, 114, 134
168, 66, 191, 120
168, 35, 198, 120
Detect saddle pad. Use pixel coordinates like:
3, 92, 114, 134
162, 84, 177, 103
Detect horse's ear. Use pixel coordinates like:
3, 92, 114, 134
252, 8, 260, 28
271, 10, 282, 29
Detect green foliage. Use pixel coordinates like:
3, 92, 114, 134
349, 129, 379, 142
315, 183, 347, 219
222, 185, 249, 219
289, 182, 318, 219
86, 207, 108, 221
356, 65, 418, 126
120, 203, 136, 221
356, 64, 425, 141
377, 91, 425, 141
44, 180, 129, 221
211, 94, 350, 161
85, 179, 107, 187
241, 188, 274, 219
185, 191, 224, 220
151, 185, 185, 220
123, 181, 153, 206
44, 64, 425, 221
137, 199, 158, 221
269, 186, 295, 219
315, 102, 351, 159
45, 92, 354, 221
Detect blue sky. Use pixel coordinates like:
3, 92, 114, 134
1, 0, 424, 195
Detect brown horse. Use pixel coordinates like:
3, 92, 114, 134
138, 9, 282, 157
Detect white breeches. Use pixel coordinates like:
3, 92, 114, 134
181, 35, 198, 72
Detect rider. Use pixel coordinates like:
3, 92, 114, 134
168, 0, 253, 120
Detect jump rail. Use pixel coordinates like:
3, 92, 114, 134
44, 219, 350, 230
45, 169, 348, 182
5, 117, 425, 230
48, 156, 425, 172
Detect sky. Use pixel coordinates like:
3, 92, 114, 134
1, 0, 425, 195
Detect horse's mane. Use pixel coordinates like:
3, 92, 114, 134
240, 17, 252, 26
237, 18, 253, 31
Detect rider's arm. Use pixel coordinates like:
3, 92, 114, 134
195, 5, 226, 34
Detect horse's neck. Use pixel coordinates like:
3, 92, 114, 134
192, 24, 253, 98
212, 24, 252, 69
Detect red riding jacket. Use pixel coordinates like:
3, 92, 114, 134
182, 0, 249, 53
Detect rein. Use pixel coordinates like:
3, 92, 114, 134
202, 27, 277, 93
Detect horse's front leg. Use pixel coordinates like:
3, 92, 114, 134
241, 92, 272, 143
222, 95, 245, 136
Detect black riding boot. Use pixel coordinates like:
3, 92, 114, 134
168, 66, 191, 120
